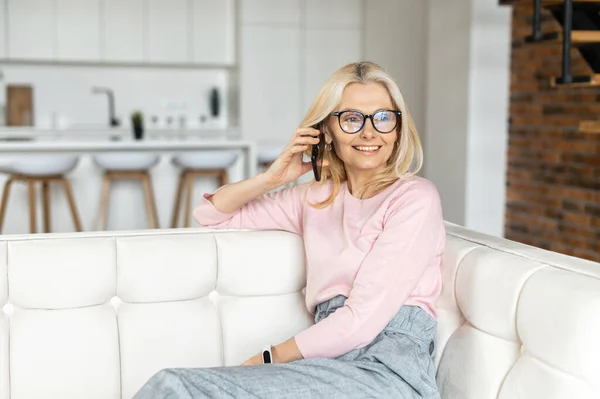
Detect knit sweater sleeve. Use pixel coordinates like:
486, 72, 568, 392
192, 185, 305, 235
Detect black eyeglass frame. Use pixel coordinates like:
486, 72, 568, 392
330, 109, 402, 134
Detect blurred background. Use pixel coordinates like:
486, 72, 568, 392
0, 0, 597, 262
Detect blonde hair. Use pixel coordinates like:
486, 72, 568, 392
300, 61, 423, 208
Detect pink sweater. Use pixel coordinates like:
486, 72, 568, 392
193, 176, 446, 360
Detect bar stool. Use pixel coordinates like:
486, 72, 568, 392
0, 155, 82, 233
171, 151, 238, 228
93, 153, 160, 230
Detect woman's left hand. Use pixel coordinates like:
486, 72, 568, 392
241, 353, 264, 366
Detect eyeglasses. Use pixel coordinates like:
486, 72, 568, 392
331, 109, 402, 134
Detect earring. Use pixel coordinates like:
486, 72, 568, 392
325, 143, 332, 151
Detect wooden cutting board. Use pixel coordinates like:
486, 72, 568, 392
6, 85, 34, 126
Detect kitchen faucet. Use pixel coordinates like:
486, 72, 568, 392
91, 87, 120, 127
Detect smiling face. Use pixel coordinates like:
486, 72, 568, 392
325, 82, 399, 183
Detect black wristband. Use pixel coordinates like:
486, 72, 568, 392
262, 346, 273, 364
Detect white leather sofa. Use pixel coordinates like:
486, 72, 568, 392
0, 223, 599, 399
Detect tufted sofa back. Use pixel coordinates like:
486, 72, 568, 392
0, 224, 599, 398
438, 223, 600, 399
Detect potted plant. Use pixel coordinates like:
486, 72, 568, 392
131, 110, 144, 140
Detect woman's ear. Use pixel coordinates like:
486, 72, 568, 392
320, 125, 332, 143
319, 119, 333, 144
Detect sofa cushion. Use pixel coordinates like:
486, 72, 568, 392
500, 267, 600, 398
215, 231, 306, 296
439, 223, 600, 399
117, 234, 217, 303
218, 293, 313, 366
0, 312, 8, 399
118, 298, 223, 399
0, 242, 6, 307
434, 234, 478, 369
10, 305, 120, 399
8, 237, 115, 309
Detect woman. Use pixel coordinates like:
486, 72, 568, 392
135, 61, 445, 398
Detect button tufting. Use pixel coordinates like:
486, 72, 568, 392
110, 296, 123, 309
2, 303, 14, 315
208, 291, 219, 302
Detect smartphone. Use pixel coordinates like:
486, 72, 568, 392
311, 131, 326, 181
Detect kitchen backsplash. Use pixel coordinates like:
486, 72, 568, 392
0, 63, 229, 130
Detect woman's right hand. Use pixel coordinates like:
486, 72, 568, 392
264, 127, 322, 187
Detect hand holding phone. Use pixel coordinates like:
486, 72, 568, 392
263, 126, 324, 187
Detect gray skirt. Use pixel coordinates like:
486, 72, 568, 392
134, 295, 440, 399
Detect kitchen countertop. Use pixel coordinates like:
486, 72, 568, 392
0, 126, 240, 132
0, 127, 242, 140
0, 138, 253, 151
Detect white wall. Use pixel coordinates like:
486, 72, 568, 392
465, 1, 511, 236
366, 0, 511, 236
364, 0, 429, 137
0, 0, 233, 131
0, 64, 229, 130
425, 0, 511, 236
239, 0, 364, 144
424, 0, 472, 226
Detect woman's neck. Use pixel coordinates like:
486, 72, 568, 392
346, 171, 380, 200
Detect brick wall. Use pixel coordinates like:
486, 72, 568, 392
507, 2, 600, 262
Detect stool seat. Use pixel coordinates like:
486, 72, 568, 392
0, 155, 82, 234
173, 151, 238, 170
94, 153, 160, 230
1, 155, 79, 176
93, 153, 160, 171
170, 151, 237, 228
258, 146, 284, 165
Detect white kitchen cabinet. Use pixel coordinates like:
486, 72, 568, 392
240, 0, 301, 25
55, 0, 101, 61
103, 0, 144, 62
303, 29, 363, 110
191, 0, 235, 65
146, 0, 189, 63
305, 0, 363, 29
7, 0, 55, 60
0, 0, 6, 58
241, 26, 302, 141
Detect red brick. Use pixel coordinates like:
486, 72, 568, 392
563, 212, 591, 226
506, 4, 600, 262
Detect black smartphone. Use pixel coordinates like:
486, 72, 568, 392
311, 131, 326, 181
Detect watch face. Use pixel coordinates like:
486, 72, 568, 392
262, 350, 272, 364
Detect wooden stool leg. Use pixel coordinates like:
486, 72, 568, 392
184, 173, 194, 228
60, 177, 83, 232
0, 177, 15, 233
141, 172, 159, 229
97, 173, 111, 230
261, 162, 272, 172
42, 180, 51, 233
219, 169, 229, 187
28, 180, 37, 234
171, 171, 186, 228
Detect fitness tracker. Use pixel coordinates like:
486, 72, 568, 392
262, 345, 273, 364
